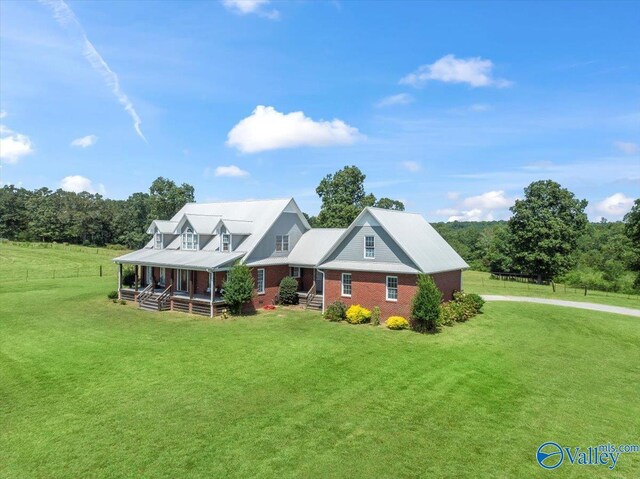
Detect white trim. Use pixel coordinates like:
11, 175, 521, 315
364, 235, 375, 259
257, 268, 265, 295
177, 268, 189, 292
291, 266, 301, 278
154, 232, 163, 250
276, 234, 289, 252
158, 267, 167, 287
341, 272, 352, 297
386, 275, 398, 302
221, 232, 231, 252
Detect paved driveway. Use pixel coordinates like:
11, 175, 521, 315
481, 295, 640, 318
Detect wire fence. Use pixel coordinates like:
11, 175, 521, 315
0, 264, 119, 283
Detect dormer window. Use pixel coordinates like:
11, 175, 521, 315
155, 232, 163, 249
182, 227, 198, 251
276, 235, 289, 252
221, 233, 231, 252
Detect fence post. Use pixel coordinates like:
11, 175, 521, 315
53, 269, 55, 279
100, 265, 103, 277
584, 286, 587, 296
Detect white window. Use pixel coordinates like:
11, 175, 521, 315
177, 269, 189, 292
341, 273, 352, 297
291, 267, 301, 278
276, 235, 289, 252
221, 233, 231, 252
145, 266, 153, 285
182, 227, 198, 251
159, 268, 167, 286
386, 276, 398, 301
257, 268, 265, 294
364, 235, 375, 259
155, 232, 163, 249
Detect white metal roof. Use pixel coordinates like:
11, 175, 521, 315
113, 249, 244, 271
221, 219, 253, 236
146, 220, 178, 235
179, 214, 221, 235
318, 207, 468, 274
366, 207, 468, 273
319, 260, 420, 274
288, 228, 346, 266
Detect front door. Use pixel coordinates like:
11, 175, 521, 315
315, 269, 323, 294
177, 269, 189, 292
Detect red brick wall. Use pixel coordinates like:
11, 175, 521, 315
323, 269, 462, 322
244, 264, 291, 313
300, 267, 314, 292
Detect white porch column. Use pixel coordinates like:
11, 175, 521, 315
209, 271, 214, 318
118, 263, 123, 300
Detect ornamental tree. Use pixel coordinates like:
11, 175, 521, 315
223, 263, 255, 314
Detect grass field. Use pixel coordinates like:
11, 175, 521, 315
2, 270, 640, 477
463, 270, 640, 309
0, 241, 123, 282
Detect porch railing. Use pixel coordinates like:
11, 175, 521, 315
158, 284, 172, 309
137, 284, 153, 304
305, 281, 316, 308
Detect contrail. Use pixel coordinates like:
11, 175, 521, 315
39, 0, 146, 142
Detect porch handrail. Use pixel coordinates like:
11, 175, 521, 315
137, 284, 153, 303
305, 281, 316, 307
157, 284, 172, 308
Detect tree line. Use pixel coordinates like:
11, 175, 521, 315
1, 167, 638, 293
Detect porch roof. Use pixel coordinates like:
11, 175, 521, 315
113, 248, 245, 271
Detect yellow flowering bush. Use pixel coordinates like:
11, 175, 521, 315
386, 316, 409, 330
345, 304, 372, 324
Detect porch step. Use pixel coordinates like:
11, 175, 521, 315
138, 294, 169, 312
298, 292, 323, 311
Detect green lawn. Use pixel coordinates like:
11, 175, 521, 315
0, 241, 124, 282
463, 270, 640, 309
2, 274, 639, 478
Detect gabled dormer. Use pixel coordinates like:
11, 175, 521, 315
146, 220, 178, 250
219, 225, 231, 252
180, 222, 199, 251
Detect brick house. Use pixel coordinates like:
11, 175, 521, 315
114, 198, 468, 321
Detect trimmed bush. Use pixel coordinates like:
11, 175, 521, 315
440, 302, 456, 326
345, 304, 372, 324
278, 276, 299, 305
411, 274, 442, 333
107, 290, 118, 300
122, 267, 136, 287
324, 300, 347, 321
453, 291, 484, 314
223, 263, 255, 314
371, 306, 381, 326
386, 316, 409, 330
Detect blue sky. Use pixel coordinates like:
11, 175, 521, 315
1, 0, 639, 221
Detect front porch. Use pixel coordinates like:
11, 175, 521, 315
117, 264, 228, 317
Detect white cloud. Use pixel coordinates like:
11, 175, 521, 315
227, 105, 362, 153
595, 193, 634, 217
59, 175, 103, 193
214, 165, 249, 177
0, 110, 6, 119
445, 209, 495, 222
40, 0, 146, 141
469, 103, 490, 112
375, 93, 414, 108
461, 190, 514, 209
613, 141, 640, 155
401, 161, 421, 172
221, 0, 280, 19
400, 54, 512, 88
70, 134, 98, 148
446, 191, 460, 200
0, 118, 34, 164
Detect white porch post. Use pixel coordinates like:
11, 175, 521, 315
118, 263, 123, 300
209, 271, 214, 318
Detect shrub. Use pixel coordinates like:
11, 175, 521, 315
345, 304, 372, 324
122, 267, 136, 287
223, 263, 255, 314
386, 316, 409, 330
440, 302, 456, 326
324, 300, 347, 321
278, 276, 299, 305
107, 290, 118, 300
451, 301, 474, 322
453, 291, 484, 315
371, 306, 381, 326
411, 274, 442, 333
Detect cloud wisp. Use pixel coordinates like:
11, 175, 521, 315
595, 193, 634, 218
215, 165, 250, 177
39, 0, 146, 142
613, 141, 640, 155
401, 54, 512, 88
376, 93, 414, 108
221, 0, 280, 19
71, 134, 98, 148
437, 190, 516, 222
227, 105, 362, 153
